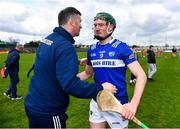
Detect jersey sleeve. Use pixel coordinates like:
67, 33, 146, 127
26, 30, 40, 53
55, 44, 102, 99
118, 43, 137, 65
87, 48, 92, 66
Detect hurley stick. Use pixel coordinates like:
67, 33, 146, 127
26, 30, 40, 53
97, 90, 149, 129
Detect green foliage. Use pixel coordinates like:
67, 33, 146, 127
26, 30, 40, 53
0, 52, 180, 128
24, 41, 40, 47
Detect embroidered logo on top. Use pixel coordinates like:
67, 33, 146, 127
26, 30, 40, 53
129, 53, 135, 59
90, 53, 96, 57
109, 51, 115, 57
41, 39, 53, 46
91, 44, 96, 50
99, 50, 105, 54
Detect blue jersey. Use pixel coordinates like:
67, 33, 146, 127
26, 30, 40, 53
87, 39, 136, 104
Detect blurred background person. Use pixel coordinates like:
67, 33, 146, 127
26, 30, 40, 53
172, 46, 177, 57
3, 43, 24, 100
129, 45, 138, 86
147, 45, 156, 81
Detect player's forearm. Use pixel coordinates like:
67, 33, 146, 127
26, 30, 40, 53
77, 71, 91, 80
131, 70, 147, 108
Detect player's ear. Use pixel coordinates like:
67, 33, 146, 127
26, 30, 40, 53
108, 23, 114, 32
109, 24, 113, 31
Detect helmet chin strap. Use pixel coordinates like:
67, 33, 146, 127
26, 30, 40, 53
94, 23, 113, 41
94, 33, 112, 41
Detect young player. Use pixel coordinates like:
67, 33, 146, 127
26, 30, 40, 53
78, 12, 147, 128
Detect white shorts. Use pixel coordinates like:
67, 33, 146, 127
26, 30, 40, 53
89, 99, 129, 129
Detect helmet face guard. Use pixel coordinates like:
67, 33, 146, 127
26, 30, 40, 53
94, 12, 116, 40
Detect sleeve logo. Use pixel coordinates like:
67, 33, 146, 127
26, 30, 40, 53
129, 53, 135, 59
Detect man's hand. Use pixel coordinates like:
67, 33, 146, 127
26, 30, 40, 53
102, 82, 117, 94
79, 58, 87, 66
122, 102, 138, 120
3, 67, 8, 78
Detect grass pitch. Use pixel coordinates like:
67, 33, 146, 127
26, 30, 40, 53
0, 52, 180, 128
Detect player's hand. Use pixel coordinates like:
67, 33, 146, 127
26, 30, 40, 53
3, 67, 8, 78
102, 82, 117, 94
122, 102, 137, 120
79, 58, 87, 66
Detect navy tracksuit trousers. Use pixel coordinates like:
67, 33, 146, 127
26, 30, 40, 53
6, 70, 19, 98
25, 108, 66, 128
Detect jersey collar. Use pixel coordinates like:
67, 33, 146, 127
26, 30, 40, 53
97, 37, 115, 46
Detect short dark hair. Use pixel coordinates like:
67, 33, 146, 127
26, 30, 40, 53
58, 7, 81, 26
132, 45, 137, 49
149, 45, 154, 49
